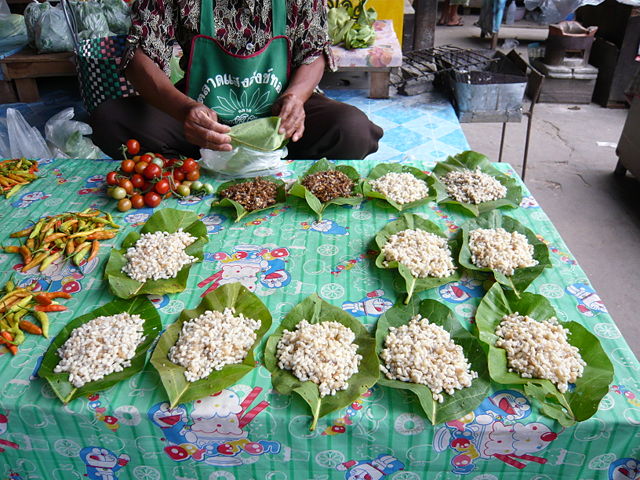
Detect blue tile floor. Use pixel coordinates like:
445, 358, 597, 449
0, 83, 468, 163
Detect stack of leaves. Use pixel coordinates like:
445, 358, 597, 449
0, 158, 39, 198
0, 279, 72, 355
328, 0, 377, 49
3, 208, 120, 273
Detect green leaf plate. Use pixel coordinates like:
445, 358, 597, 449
476, 283, 614, 426
213, 176, 287, 222
38, 296, 162, 404
362, 163, 439, 211
264, 294, 379, 431
459, 210, 551, 295
289, 158, 363, 220
431, 150, 523, 217
229, 116, 288, 152
151, 283, 272, 408
375, 298, 491, 424
374, 213, 462, 304
104, 208, 208, 299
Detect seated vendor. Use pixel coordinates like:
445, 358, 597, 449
90, 0, 384, 160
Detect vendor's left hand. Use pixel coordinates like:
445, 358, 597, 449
273, 93, 305, 142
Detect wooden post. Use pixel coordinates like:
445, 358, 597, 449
413, 0, 438, 51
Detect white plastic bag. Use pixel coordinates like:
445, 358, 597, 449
6, 108, 52, 159
45, 107, 106, 159
199, 145, 288, 179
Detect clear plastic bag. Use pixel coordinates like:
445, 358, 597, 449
0, 0, 28, 51
34, 3, 74, 52
24, 0, 49, 47
44, 107, 106, 159
101, 0, 130, 34
6, 108, 52, 159
74, 0, 111, 39
200, 146, 289, 179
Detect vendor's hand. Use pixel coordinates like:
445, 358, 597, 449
273, 93, 305, 142
183, 103, 232, 151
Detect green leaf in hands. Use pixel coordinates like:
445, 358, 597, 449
229, 116, 288, 151
362, 163, 438, 211
104, 208, 208, 299
432, 150, 523, 217
374, 213, 462, 303
476, 283, 614, 426
459, 210, 551, 295
263, 294, 379, 431
151, 283, 272, 408
289, 158, 364, 220
213, 176, 287, 222
375, 298, 490, 424
38, 296, 162, 404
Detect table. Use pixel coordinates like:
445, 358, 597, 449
0, 156, 639, 480
331, 20, 402, 99
0, 46, 75, 103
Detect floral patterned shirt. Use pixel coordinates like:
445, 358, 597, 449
124, 0, 335, 77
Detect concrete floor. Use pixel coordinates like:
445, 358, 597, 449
436, 16, 640, 357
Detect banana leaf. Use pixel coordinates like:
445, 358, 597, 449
104, 208, 208, 299
263, 294, 379, 431
151, 283, 272, 408
375, 298, 491, 424
459, 211, 551, 295
213, 176, 287, 222
289, 158, 363, 220
431, 151, 522, 217
362, 163, 439, 211
374, 213, 462, 304
476, 283, 614, 426
229, 116, 288, 152
38, 296, 162, 404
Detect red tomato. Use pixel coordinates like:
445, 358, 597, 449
172, 170, 185, 182
142, 180, 153, 192
121, 159, 135, 173
126, 139, 140, 155
144, 163, 162, 180
186, 170, 200, 181
106, 171, 118, 185
130, 194, 145, 209
154, 178, 170, 195
130, 173, 145, 189
118, 178, 134, 195
134, 161, 149, 175
144, 191, 162, 208
181, 158, 198, 173
140, 154, 154, 164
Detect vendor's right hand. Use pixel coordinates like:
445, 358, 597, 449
183, 103, 232, 151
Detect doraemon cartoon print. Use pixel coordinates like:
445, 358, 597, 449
434, 390, 559, 474
608, 457, 640, 480
148, 387, 282, 466
79, 446, 129, 480
342, 290, 392, 318
10, 191, 50, 208
336, 454, 404, 479
301, 219, 348, 236
566, 283, 608, 317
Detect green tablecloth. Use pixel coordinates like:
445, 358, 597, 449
0, 157, 639, 480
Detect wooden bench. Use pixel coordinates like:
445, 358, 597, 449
0, 46, 75, 103
330, 20, 403, 99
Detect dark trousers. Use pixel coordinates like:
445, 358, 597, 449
89, 93, 383, 160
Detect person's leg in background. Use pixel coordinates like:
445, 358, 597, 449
89, 96, 199, 159
286, 93, 383, 160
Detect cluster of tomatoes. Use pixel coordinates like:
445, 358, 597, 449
105, 139, 213, 212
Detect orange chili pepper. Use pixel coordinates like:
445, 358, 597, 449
87, 240, 100, 263
85, 231, 117, 240
34, 304, 67, 312
0, 331, 18, 355
34, 294, 52, 306
18, 320, 42, 335
18, 245, 32, 264
40, 291, 72, 300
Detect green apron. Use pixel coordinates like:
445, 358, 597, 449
186, 0, 290, 125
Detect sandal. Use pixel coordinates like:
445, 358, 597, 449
446, 19, 464, 26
